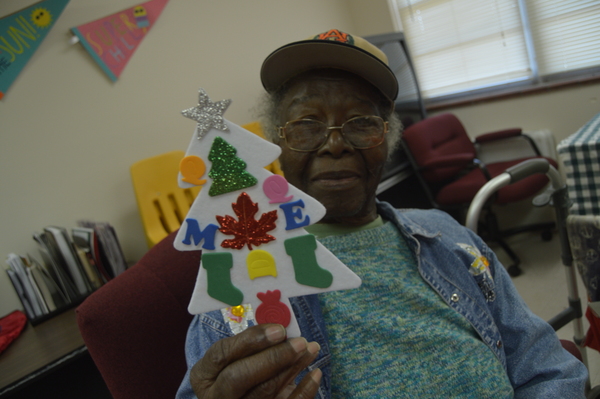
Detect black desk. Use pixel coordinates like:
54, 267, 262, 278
0, 310, 93, 397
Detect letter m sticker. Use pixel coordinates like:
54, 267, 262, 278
181, 219, 218, 250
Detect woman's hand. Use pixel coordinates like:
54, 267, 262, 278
190, 324, 322, 399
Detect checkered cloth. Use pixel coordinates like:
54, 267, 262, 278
558, 112, 600, 215
566, 214, 600, 352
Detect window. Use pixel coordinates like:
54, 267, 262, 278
388, 0, 600, 100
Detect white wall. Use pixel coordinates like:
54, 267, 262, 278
1, 0, 398, 316
430, 83, 600, 144
348, 0, 396, 36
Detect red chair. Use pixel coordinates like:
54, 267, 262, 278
402, 113, 558, 276
76, 231, 200, 399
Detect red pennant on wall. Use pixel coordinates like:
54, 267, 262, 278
71, 0, 169, 82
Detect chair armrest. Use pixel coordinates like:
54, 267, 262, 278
473, 158, 492, 180
475, 128, 543, 156
474, 128, 522, 144
421, 153, 474, 170
76, 231, 200, 399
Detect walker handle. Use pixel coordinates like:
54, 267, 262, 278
465, 159, 562, 232
505, 158, 549, 183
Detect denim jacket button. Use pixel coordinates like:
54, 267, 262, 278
450, 293, 459, 302
496, 340, 503, 348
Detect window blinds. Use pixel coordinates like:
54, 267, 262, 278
392, 0, 600, 98
527, 0, 600, 76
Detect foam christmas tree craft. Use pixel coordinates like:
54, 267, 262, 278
174, 89, 362, 337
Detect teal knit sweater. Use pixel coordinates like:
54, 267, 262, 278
317, 222, 513, 398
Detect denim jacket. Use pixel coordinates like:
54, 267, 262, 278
176, 202, 587, 398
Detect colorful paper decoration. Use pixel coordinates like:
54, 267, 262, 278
208, 137, 258, 196
182, 88, 231, 140
221, 304, 254, 335
0, 0, 70, 100
202, 252, 244, 307
263, 175, 294, 204
70, 0, 169, 82
217, 192, 277, 250
255, 290, 291, 327
246, 250, 277, 280
179, 155, 207, 185
174, 89, 362, 337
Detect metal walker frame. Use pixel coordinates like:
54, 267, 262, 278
465, 158, 590, 391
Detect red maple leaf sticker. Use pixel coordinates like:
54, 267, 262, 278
216, 192, 278, 250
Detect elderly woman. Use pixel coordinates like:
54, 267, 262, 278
177, 30, 587, 399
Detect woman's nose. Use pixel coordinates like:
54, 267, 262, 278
317, 128, 354, 157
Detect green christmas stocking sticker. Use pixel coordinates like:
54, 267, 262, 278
208, 136, 258, 196
284, 234, 333, 288
202, 252, 244, 306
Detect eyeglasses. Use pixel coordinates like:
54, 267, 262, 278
278, 115, 388, 152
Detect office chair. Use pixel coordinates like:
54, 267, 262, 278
76, 231, 199, 399
402, 113, 557, 276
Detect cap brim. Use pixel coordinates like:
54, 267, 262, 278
261, 40, 398, 101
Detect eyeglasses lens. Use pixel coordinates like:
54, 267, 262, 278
284, 116, 384, 151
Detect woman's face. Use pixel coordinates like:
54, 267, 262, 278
276, 70, 389, 225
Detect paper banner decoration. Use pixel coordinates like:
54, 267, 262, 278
174, 89, 362, 338
70, 0, 168, 82
0, 0, 69, 100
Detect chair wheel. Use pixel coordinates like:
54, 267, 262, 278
507, 265, 522, 277
541, 230, 553, 241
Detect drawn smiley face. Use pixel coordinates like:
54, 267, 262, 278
133, 6, 147, 17
31, 8, 52, 28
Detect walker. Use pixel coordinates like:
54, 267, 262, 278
465, 158, 594, 396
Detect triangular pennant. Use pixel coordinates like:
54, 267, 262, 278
0, 0, 70, 100
70, 0, 169, 82
174, 89, 362, 338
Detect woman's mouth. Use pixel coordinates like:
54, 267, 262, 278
311, 171, 361, 187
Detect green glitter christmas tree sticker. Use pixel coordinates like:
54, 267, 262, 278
208, 136, 258, 196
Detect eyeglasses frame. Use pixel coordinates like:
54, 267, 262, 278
277, 115, 389, 152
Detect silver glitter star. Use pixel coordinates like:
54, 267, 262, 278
182, 88, 232, 139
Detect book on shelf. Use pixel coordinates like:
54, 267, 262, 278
77, 221, 128, 279
6, 221, 128, 324
6, 270, 35, 319
72, 227, 112, 282
27, 255, 70, 311
6, 254, 45, 320
74, 245, 104, 289
25, 264, 49, 314
33, 233, 79, 302
43, 226, 92, 296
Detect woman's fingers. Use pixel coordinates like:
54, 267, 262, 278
274, 368, 322, 399
292, 369, 323, 399
195, 324, 286, 380
191, 324, 321, 399
242, 341, 320, 399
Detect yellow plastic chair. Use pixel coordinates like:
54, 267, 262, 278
131, 123, 282, 248
131, 150, 201, 248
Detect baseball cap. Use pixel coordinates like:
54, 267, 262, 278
260, 29, 399, 101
